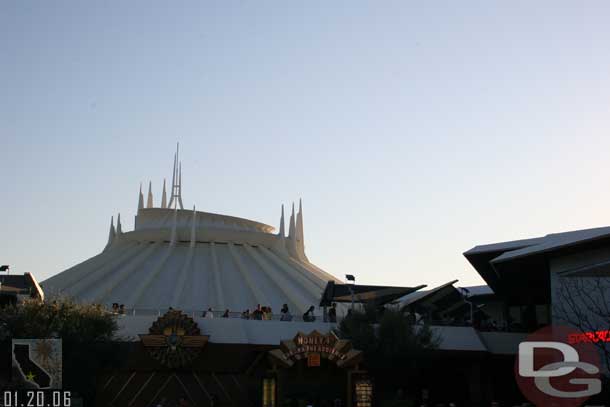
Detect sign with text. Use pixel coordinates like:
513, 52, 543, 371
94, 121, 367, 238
269, 330, 362, 369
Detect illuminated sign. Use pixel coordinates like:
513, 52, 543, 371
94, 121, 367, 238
284, 332, 347, 361
567, 330, 610, 345
307, 353, 321, 367
268, 330, 362, 368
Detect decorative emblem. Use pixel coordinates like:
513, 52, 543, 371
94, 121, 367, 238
140, 310, 208, 368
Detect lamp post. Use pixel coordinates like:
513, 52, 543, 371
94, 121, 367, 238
346, 274, 356, 310
459, 287, 474, 325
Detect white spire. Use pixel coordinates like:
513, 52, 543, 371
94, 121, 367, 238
177, 162, 184, 209
147, 181, 154, 208
161, 179, 167, 208
296, 198, 303, 241
105, 216, 116, 250
138, 183, 144, 211
273, 204, 288, 255
288, 203, 295, 238
168, 143, 184, 210
169, 206, 178, 246
296, 198, 308, 261
190, 205, 197, 248
279, 204, 286, 237
116, 213, 123, 243
287, 202, 298, 258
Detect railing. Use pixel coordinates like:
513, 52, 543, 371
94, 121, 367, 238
109, 308, 338, 323
107, 309, 528, 332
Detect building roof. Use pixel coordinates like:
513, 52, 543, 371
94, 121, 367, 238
490, 226, 610, 263
43, 206, 340, 314
463, 225, 610, 302
0, 273, 44, 300
460, 285, 494, 297
399, 280, 459, 308
319, 281, 425, 306
42, 148, 340, 314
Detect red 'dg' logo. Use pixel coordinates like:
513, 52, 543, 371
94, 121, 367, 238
515, 325, 602, 407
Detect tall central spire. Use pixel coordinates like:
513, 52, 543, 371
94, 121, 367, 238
168, 142, 184, 210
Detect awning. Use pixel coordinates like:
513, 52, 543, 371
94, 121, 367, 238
319, 281, 426, 307
399, 280, 462, 312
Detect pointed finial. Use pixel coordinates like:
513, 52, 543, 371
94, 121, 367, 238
273, 204, 289, 255
138, 183, 144, 210
278, 204, 285, 237
105, 215, 116, 249
147, 181, 154, 208
296, 198, 307, 261
190, 205, 197, 248
161, 179, 167, 208
168, 143, 184, 210
169, 206, 178, 246
116, 213, 123, 235
287, 203, 298, 258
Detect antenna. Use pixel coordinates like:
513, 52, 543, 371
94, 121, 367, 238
168, 143, 184, 210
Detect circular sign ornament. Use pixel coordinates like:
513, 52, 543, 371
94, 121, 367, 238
140, 310, 208, 368
514, 325, 602, 407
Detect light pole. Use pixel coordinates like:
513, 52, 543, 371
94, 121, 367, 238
459, 287, 474, 325
346, 274, 356, 310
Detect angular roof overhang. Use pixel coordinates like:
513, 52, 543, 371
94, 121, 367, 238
0, 273, 44, 301
319, 281, 426, 307
400, 280, 460, 309
463, 226, 610, 304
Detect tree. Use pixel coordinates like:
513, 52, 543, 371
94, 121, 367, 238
0, 298, 121, 402
554, 275, 610, 376
338, 304, 440, 369
0, 298, 118, 341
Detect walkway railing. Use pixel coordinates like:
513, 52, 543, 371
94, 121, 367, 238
110, 308, 338, 323
108, 309, 529, 332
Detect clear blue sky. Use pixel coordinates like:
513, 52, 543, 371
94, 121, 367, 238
2, 1, 610, 288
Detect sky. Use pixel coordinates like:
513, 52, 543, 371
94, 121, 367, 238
1, 1, 610, 289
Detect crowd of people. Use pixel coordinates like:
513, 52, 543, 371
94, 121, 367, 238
111, 303, 125, 314
199, 302, 340, 323
107, 302, 341, 323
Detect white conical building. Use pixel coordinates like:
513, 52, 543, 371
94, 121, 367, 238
42, 149, 340, 314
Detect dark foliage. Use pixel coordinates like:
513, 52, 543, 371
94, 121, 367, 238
0, 298, 122, 403
338, 305, 439, 370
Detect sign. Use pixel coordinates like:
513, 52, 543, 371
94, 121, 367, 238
268, 331, 362, 369
567, 330, 610, 344
307, 353, 321, 367
354, 378, 373, 407
140, 310, 208, 368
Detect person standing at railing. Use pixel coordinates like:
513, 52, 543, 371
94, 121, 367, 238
280, 304, 293, 321
204, 307, 214, 319
263, 306, 273, 320
222, 309, 230, 318
252, 304, 263, 320
328, 303, 337, 323
303, 305, 316, 322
